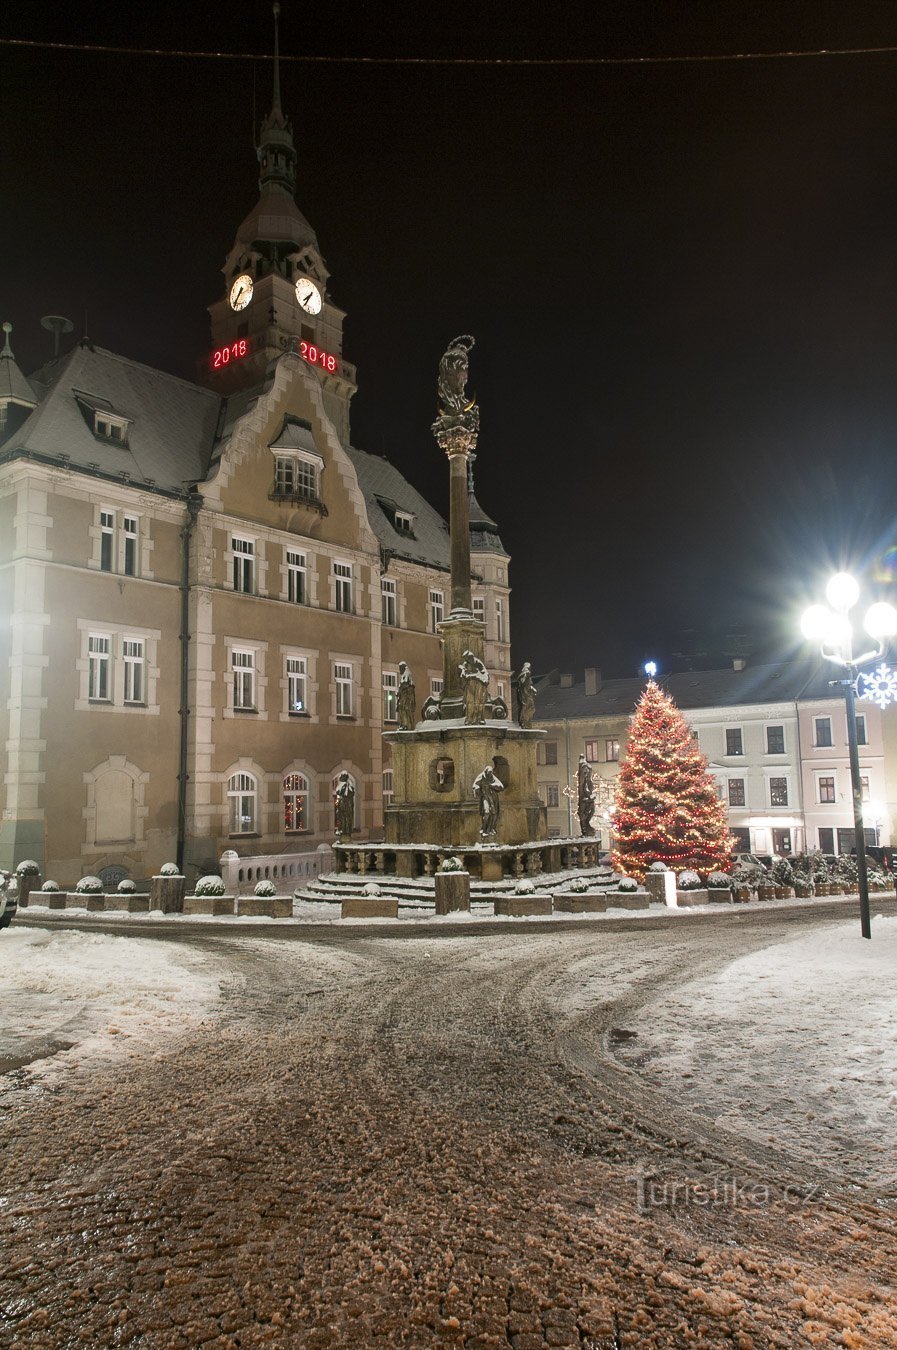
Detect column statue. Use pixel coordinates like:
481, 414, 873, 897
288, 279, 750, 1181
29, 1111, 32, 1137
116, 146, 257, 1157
334, 771, 356, 840
577, 753, 596, 837
459, 649, 489, 725
514, 661, 536, 729
397, 661, 416, 730
473, 765, 504, 839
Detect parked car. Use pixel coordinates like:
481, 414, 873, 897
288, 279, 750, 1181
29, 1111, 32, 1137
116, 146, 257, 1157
0, 870, 18, 931
730, 852, 772, 871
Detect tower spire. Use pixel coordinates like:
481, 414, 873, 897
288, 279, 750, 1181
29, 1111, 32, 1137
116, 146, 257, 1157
272, 2, 282, 113
257, 2, 296, 197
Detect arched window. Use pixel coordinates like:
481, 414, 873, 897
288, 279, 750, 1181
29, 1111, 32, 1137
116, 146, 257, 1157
228, 772, 258, 834
331, 771, 360, 830
283, 773, 309, 833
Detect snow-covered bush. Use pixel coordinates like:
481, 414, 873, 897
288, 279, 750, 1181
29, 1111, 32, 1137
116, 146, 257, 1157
810, 851, 830, 884
440, 856, 464, 873
677, 870, 702, 890
16, 859, 40, 876
160, 862, 181, 877
194, 875, 226, 897
707, 871, 732, 890
617, 876, 639, 892
40, 879, 60, 892
254, 879, 277, 897
648, 861, 668, 873
771, 858, 794, 887
515, 878, 536, 895
75, 876, 103, 894
362, 881, 381, 897
568, 876, 590, 893
117, 879, 136, 894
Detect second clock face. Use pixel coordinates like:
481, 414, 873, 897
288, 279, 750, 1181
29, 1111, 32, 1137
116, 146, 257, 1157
229, 274, 253, 311
295, 276, 322, 315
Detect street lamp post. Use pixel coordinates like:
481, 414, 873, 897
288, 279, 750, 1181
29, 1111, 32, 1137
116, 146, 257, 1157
801, 573, 897, 940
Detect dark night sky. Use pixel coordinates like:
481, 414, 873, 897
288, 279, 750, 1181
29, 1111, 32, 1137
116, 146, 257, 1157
6, 1, 897, 677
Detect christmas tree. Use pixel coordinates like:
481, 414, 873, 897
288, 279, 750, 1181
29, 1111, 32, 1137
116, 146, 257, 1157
612, 680, 735, 881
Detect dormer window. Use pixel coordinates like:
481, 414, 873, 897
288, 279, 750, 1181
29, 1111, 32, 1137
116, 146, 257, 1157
394, 510, 415, 535
269, 416, 325, 514
95, 412, 129, 443
375, 497, 417, 540
275, 455, 318, 500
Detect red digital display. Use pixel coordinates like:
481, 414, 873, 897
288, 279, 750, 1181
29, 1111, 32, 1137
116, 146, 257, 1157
298, 339, 338, 374
212, 338, 249, 368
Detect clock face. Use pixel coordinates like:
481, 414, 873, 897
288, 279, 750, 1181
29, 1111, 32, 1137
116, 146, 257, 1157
295, 276, 322, 315
229, 274, 253, 311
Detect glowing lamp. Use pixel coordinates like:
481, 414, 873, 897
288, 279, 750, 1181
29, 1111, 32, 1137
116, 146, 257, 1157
644, 661, 658, 678
825, 571, 860, 612
800, 604, 834, 641
864, 602, 897, 640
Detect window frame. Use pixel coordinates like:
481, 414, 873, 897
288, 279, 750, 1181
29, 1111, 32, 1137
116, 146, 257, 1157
817, 773, 836, 804
286, 655, 307, 715
286, 549, 307, 605
88, 633, 111, 702
429, 588, 445, 633
769, 775, 789, 807
381, 576, 397, 627
814, 716, 833, 748
333, 560, 353, 614
605, 738, 620, 763
232, 648, 257, 711
122, 637, 145, 705
282, 772, 309, 833
382, 669, 398, 724
766, 724, 785, 755
728, 777, 746, 807
725, 726, 744, 756
232, 535, 256, 595
227, 771, 258, 835
334, 661, 354, 717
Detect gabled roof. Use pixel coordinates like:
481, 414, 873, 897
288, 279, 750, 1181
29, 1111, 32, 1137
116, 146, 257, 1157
7, 343, 222, 494
536, 658, 832, 722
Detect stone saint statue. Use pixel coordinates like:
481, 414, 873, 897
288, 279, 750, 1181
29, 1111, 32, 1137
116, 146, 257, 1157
459, 649, 489, 725
334, 771, 355, 840
473, 765, 504, 839
397, 661, 416, 730
576, 754, 596, 837
515, 661, 536, 729
437, 334, 476, 416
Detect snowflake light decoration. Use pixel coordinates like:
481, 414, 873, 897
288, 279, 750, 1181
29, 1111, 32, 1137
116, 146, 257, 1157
857, 662, 897, 710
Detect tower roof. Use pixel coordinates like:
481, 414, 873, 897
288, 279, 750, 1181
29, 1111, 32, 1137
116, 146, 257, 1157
256, 3, 298, 200
0, 323, 37, 406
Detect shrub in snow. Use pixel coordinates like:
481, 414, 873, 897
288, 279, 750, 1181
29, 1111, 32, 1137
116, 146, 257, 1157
707, 871, 732, 889
810, 851, 830, 884
253, 879, 277, 897
195, 875, 226, 897
677, 870, 702, 890
160, 862, 181, 877
568, 877, 590, 893
16, 859, 40, 876
117, 879, 136, 894
362, 881, 381, 897
75, 876, 103, 894
771, 858, 794, 886
648, 861, 669, 873
440, 856, 464, 873
40, 879, 60, 892
617, 876, 639, 892
515, 878, 536, 895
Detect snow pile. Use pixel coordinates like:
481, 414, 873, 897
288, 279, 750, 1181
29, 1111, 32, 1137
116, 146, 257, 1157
0, 927, 221, 1077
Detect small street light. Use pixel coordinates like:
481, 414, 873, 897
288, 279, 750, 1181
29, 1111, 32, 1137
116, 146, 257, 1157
801, 573, 897, 939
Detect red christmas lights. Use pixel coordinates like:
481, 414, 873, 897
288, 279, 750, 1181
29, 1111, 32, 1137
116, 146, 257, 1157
612, 680, 735, 881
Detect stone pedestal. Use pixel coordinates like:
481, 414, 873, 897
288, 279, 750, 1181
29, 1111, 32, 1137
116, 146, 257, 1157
150, 874, 186, 914
675, 888, 709, 908
707, 887, 734, 904
237, 896, 291, 918
16, 872, 40, 908
434, 871, 471, 914
644, 872, 673, 904
341, 896, 399, 919
605, 891, 651, 909
494, 894, 552, 917
105, 894, 150, 912
553, 893, 607, 913
184, 896, 236, 916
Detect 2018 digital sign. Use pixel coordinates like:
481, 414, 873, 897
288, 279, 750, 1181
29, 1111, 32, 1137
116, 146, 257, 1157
296, 340, 338, 373
210, 337, 340, 374
211, 338, 249, 368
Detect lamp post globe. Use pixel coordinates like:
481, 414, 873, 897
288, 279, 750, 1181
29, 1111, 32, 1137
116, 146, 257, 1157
826, 571, 860, 611
864, 602, 897, 640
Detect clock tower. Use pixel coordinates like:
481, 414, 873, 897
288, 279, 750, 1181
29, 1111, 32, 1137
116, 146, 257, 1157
207, 3, 356, 444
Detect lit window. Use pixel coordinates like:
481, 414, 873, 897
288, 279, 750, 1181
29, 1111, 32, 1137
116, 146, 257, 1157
123, 516, 138, 577
725, 727, 743, 755
232, 537, 255, 594
495, 597, 505, 643
855, 714, 867, 746
335, 662, 353, 716
286, 656, 307, 713
382, 768, 394, 806
383, 670, 398, 723
88, 634, 111, 701
605, 738, 620, 763
100, 510, 114, 572
232, 649, 256, 710
545, 783, 559, 808
860, 775, 870, 802
814, 717, 832, 748
819, 826, 834, 852
818, 775, 836, 803
381, 577, 397, 626
728, 778, 745, 806
122, 638, 145, 704
228, 772, 257, 834
429, 589, 444, 632
473, 596, 485, 625
770, 777, 788, 807
766, 725, 785, 755
283, 773, 308, 832
286, 550, 306, 604
333, 561, 353, 613
585, 740, 599, 762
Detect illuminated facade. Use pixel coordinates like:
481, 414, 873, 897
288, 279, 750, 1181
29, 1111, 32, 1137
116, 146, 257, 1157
0, 54, 511, 882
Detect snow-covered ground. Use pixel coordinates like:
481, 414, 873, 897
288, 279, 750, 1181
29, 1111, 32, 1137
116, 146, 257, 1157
614, 913, 897, 1186
0, 927, 222, 1077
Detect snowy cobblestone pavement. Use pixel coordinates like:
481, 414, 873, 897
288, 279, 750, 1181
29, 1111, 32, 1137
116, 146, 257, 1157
1, 916, 897, 1346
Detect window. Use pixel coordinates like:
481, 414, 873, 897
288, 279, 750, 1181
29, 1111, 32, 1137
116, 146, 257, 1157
431, 677, 443, 698
769, 777, 788, 807
228, 772, 258, 834
381, 577, 397, 626
122, 638, 145, 704
605, 738, 620, 763
123, 516, 138, 576
837, 827, 854, 855
860, 775, 870, 802
495, 597, 505, 642
100, 510, 114, 572
286, 550, 306, 604
88, 634, 111, 701
584, 740, 600, 762
725, 727, 743, 756
766, 725, 785, 755
382, 768, 394, 807
818, 775, 836, 804
283, 773, 308, 832
394, 511, 414, 535
333, 561, 353, 613
383, 670, 398, 723
232, 650, 256, 710
855, 714, 867, 745
274, 455, 318, 500
545, 783, 560, 808
335, 662, 353, 716
286, 656, 307, 714
772, 828, 792, 856
94, 411, 129, 443
473, 596, 485, 625
818, 827, 834, 853
728, 778, 745, 807
541, 741, 558, 766
814, 716, 832, 748
429, 589, 444, 632
232, 537, 255, 594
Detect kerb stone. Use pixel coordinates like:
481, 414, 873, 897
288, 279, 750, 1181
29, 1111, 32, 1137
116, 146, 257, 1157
434, 871, 471, 914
